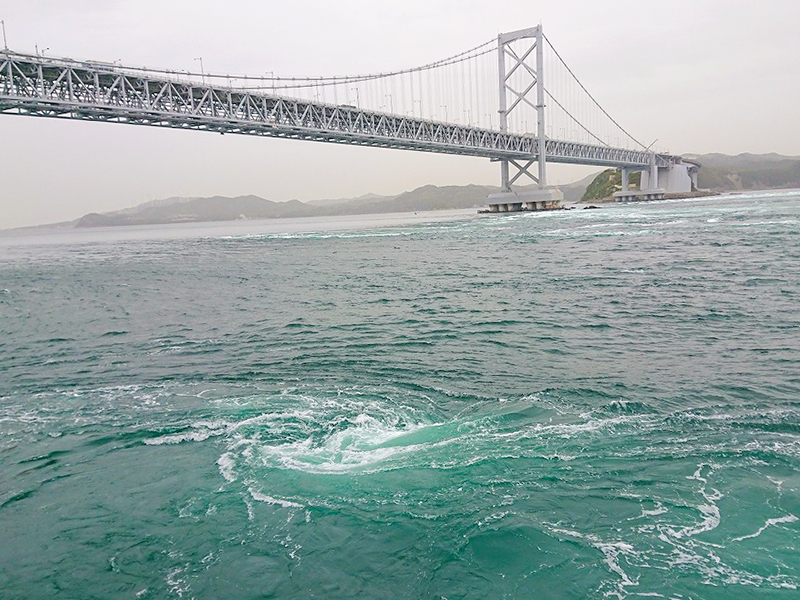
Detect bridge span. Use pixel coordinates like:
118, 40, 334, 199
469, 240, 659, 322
0, 26, 697, 209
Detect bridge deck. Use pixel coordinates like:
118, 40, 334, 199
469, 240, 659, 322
0, 52, 676, 169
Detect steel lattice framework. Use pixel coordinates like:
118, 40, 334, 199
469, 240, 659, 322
0, 51, 675, 169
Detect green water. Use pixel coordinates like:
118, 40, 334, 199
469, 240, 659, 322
1, 193, 799, 598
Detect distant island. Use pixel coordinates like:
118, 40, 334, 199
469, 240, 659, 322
16, 152, 800, 229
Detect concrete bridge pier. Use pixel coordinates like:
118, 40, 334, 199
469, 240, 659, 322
650, 158, 659, 189
615, 160, 698, 202
640, 162, 694, 193
484, 187, 564, 213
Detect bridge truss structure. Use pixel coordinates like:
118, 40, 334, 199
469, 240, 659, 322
0, 26, 685, 195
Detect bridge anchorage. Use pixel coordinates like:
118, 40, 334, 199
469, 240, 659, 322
0, 25, 698, 212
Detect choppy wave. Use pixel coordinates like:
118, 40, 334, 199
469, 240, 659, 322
2, 192, 799, 598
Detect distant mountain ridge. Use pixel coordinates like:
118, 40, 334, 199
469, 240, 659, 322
75, 196, 317, 227
581, 152, 800, 201
306, 193, 391, 207
68, 176, 596, 228
688, 152, 800, 191
8, 152, 799, 231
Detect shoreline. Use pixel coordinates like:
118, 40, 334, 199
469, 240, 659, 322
575, 190, 720, 206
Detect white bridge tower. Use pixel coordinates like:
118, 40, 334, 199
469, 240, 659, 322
487, 25, 564, 213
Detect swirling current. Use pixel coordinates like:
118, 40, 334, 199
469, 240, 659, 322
1, 191, 799, 599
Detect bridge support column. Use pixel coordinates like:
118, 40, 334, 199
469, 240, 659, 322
649, 159, 659, 190
621, 168, 630, 192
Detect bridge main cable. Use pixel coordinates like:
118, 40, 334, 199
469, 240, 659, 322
63, 39, 497, 92
542, 33, 649, 152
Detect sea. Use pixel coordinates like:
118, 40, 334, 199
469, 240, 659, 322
1, 191, 799, 599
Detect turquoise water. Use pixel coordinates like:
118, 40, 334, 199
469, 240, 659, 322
1, 193, 799, 599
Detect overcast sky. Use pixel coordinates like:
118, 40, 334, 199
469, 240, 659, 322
1, 0, 799, 228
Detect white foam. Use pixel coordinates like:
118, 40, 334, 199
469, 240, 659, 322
668, 503, 721, 539
165, 567, 188, 598
477, 511, 515, 527
217, 452, 237, 482
667, 466, 724, 539
550, 527, 638, 589
258, 434, 417, 474
628, 501, 668, 520
244, 411, 445, 474
228, 409, 316, 432
550, 527, 585, 539
248, 487, 302, 509
144, 426, 228, 445
662, 537, 800, 590
522, 414, 652, 440
767, 476, 785, 492
732, 219, 799, 227
732, 514, 798, 542
596, 541, 637, 587
144, 430, 215, 445
142, 409, 318, 447
641, 505, 668, 518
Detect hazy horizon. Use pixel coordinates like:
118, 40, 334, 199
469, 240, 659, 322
1, 0, 799, 228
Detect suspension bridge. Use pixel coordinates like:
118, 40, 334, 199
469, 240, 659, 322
0, 26, 698, 211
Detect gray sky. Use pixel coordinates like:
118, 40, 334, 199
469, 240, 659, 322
2, 0, 799, 228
